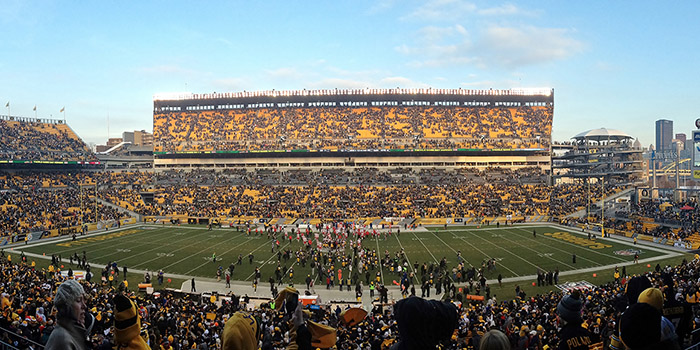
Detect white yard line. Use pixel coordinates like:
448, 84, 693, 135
135, 230, 244, 270
463, 228, 544, 273
245, 241, 292, 281
482, 228, 576, 269
375, 235, 385, 285
185, 235, 273, 275
430, 229, 474, 267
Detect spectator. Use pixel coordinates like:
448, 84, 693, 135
619, 302, 680, 350
45, 279, 89, 350
556, 290, 599, 350
391, 296, 458, 350
479, 329, 510, 350
222, 311, 260, 350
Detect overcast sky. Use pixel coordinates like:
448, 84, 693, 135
1, 0, 699, 147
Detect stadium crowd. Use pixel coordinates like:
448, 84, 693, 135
153, 105, 552, 152
94, 168, 611, 220
0, 168, 620, 238
0, 172, 131, 236
0, 119, 96, 162
628, 201, 699, 235
0, 241, 696, 349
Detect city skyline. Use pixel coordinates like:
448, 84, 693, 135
2, 1, 699, 146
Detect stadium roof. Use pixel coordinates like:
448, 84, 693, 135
572, 128, 632, 141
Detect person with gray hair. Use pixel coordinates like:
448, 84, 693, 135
478, 329, 510, 350
45, 279, 89, 350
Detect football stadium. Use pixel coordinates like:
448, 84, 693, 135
0, 89, 696, 349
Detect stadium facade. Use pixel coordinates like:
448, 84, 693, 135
152, 88, 554, 171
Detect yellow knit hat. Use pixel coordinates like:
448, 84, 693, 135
222, 311, 259, 350
112, 294, 150, 350
637, 287, 664, 311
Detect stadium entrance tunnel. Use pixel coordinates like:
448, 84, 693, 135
187, 217, 210, 225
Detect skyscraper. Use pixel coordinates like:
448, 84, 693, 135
655, 119, 673, 152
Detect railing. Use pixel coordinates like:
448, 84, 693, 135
154, 87, 554, 101
686, 329, 700, 350
0, 326, 44, 349
0, 115, 64, 124
0, 340, 20, 350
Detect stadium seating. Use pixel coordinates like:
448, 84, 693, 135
0, 119, 96, 162
0, 172, 131, 235
153, 105, 553, 152
0, 167, 637, 240
88, 168, 612, 221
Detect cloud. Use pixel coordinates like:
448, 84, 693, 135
477, 26, 584, 68
593, 61, 617, 72
459, 78, 523, 88
0, 0, 40, 26
402, 0, 536, 22
401, 0, 477, 21
303, 75, 430, 90
398, 25, 584, 69
214, 37, 234, 47
137, 64, 198, 76
307, 78, 369, 89
265, 67, 303, 80
477, 3, 538, 16
378, 76, 430, 88
416, 24, 468, 43
211, 77, 247, 91
366, 0, 397, 15
324, 66, 385, 78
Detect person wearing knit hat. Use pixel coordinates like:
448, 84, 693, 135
557, 291, 583, 324
556, 290, 600, 350
222, 311, 260, 350
112, 294, 151, 350
625, 276, 652, 306
637, 287, 663, 311
619, 302, 680, 350
609, 275, 653, 350
390, 296, 458, 350
45, 279, 88, 350
637, 287, 679, 346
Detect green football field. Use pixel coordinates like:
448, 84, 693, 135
17, 224, 670, 286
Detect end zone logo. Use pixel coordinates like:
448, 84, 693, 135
614, 249, 642, 256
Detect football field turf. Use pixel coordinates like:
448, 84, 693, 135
18, 224, 670, 285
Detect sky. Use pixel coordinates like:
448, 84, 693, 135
1, 0, 699, 147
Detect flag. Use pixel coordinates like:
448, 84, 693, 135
4, 102, 8, 108
33, 105, 36, 111
60, 107, 65, 113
